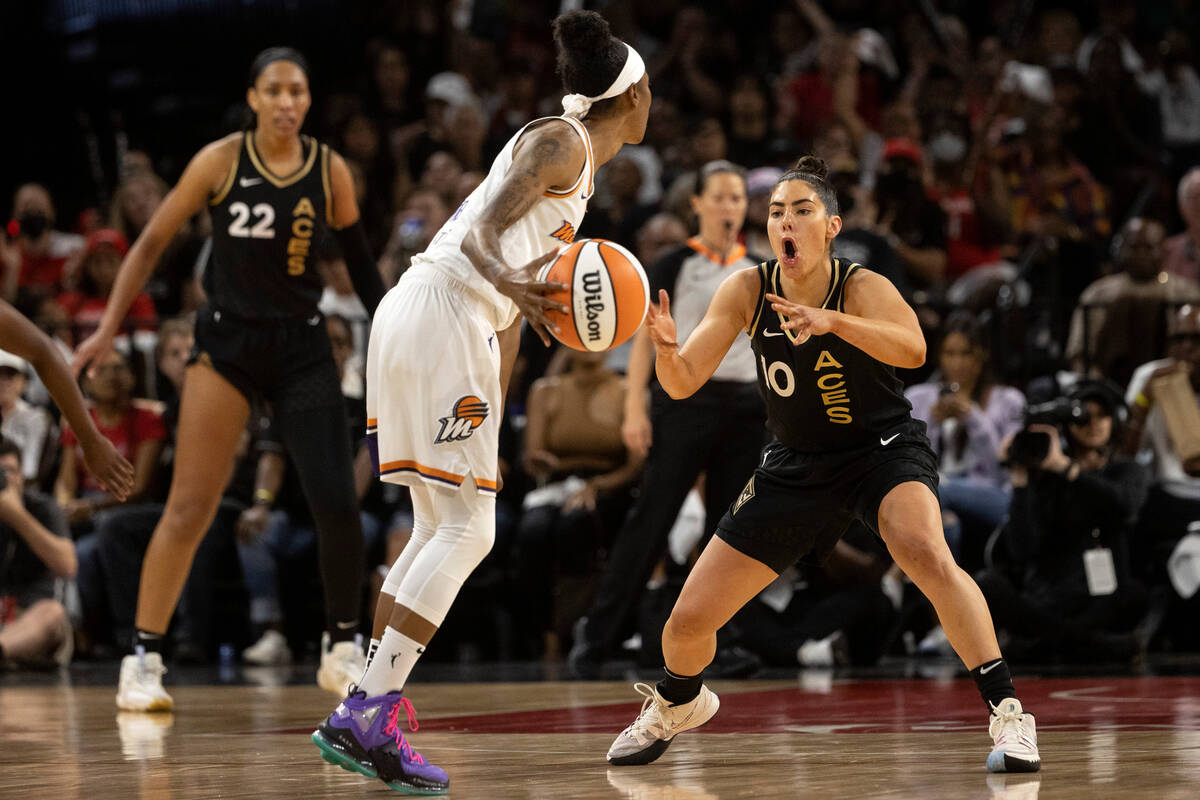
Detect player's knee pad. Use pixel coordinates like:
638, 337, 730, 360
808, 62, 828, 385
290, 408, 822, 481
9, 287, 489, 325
392, 484, 495, 625
382, 487, 438, 597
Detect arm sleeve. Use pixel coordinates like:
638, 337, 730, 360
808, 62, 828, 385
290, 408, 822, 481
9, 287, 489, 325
334, 221, 386, 317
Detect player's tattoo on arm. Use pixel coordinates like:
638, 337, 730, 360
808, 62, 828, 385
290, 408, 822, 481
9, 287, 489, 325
490, 135, 572, 234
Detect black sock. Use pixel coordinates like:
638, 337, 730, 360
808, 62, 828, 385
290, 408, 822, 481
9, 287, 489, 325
971, 658, 1017, 713
657, 667, 703, 706
328, 622, 359, 645
135, 630, 164, 655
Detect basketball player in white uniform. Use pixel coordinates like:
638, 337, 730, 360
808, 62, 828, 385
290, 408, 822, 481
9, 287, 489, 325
311, 11, 652, 793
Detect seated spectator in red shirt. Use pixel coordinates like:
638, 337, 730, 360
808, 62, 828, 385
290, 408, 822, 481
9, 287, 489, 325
54, 350, 165, 526
57, 230, 157, 344
0, 183, 84, 301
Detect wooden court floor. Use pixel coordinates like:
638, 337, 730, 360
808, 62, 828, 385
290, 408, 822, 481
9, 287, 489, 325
2, 672, 1199, 798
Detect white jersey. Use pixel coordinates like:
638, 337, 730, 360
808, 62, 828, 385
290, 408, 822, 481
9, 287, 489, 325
408, 115, 596, 331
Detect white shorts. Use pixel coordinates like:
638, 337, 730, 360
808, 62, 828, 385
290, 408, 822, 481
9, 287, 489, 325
366, 266, 502, 496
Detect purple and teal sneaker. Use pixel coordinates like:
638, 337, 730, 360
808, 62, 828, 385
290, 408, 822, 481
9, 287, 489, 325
312, 690, 448, 795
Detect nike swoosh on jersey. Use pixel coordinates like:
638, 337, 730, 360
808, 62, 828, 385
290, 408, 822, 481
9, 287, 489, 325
762, 329, 784, 337
880, 433, 901, 446
239, 177, 264, 187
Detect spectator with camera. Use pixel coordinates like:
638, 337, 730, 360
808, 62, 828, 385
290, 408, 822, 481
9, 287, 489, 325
975, 380, 1150, 663
1123, 304, 1200, 650
0, 438, 74, 667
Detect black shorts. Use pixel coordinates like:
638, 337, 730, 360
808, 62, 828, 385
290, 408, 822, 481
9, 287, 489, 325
716, 419, 939, 573
190, 306, 343, 416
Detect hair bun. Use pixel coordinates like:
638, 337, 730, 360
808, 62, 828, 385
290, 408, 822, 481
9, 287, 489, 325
553, 10, 614, 63
792, 155, 828, 180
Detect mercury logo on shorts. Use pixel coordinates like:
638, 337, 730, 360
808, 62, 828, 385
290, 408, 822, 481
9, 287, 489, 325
434, 395, 490, 444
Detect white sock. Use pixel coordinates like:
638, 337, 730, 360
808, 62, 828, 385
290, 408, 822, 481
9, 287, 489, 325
357, 628, 425, 696
364, 637, 381, 671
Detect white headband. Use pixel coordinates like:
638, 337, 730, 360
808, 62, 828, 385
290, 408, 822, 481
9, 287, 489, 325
561, 43, 645, 119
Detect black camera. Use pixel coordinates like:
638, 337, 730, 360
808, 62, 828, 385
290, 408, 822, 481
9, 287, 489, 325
1006, 397, 1090, 467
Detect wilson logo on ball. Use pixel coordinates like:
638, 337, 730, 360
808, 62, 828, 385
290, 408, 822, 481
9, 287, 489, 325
538, 238, 649, 352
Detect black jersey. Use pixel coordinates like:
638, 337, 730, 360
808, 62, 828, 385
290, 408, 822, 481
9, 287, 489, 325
748, 258, 914, 453
207, 131, 333, 320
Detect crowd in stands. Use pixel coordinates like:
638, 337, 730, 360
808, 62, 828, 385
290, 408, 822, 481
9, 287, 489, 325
3, 0, 1200, 673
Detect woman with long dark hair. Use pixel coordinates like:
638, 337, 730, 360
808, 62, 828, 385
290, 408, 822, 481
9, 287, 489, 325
73, 47, 386, 713
906, 310, 1025, 569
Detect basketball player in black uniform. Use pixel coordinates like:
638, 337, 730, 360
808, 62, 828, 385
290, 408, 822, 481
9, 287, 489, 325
605, 157, 1041, 774
73, 48, 386, 712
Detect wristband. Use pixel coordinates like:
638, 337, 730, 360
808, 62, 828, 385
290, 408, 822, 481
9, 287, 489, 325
253, 488, 275, 506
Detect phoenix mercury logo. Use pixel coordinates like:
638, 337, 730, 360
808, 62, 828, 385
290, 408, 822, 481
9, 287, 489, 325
434, 395, 490, 444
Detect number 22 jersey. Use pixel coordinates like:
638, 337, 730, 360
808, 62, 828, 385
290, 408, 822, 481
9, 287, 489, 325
207, 131, 333, 320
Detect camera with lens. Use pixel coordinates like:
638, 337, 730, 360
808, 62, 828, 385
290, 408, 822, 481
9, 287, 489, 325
1006, 397, 1089, 467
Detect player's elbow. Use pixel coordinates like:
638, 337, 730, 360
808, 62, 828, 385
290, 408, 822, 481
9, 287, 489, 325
663, 385, 692, 400
902, 340, 926, 371
905, 338, 927, 369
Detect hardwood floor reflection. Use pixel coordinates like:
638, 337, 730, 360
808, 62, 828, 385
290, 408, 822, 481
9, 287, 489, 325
2, 676, 1199, 798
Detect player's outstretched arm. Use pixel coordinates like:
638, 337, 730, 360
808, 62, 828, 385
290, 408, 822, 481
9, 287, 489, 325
73, 136, 237, 374
651, 268, 757, 399
461, 122, 582, 345
768, 268, 925, 368
0, 301, 134, 499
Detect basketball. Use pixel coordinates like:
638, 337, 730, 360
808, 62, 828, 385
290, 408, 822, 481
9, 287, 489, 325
538, 238, 650, 352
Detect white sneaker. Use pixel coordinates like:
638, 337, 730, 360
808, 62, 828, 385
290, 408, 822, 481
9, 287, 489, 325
242, 629, 292, 665
116, 650, 174, 712
987, 698, 1040, 773
317, 632, 365, 696
607, 682, 719, 766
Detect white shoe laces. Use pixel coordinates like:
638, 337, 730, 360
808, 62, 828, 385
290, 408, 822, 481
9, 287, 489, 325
623, 683, 669, 744
989, 702, 1035, 751
137, 655, 166, 681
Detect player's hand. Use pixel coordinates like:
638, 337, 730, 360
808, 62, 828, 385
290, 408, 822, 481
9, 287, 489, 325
644, 289, 679, 352
621, 406, 653, 459
236, 504, 271, 543
496, 249, 569, 347
72, 329, 116, 377
765, 293, 835, 344
79, 433, 134, 501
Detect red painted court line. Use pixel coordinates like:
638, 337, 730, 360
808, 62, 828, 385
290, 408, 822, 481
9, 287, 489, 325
423, 678, 1200, 735
244, 677, 1200, 737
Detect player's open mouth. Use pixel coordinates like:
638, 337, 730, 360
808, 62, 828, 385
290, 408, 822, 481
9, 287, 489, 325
781, 237, 797, 262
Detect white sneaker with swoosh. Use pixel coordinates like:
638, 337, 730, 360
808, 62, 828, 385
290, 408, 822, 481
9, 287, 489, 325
607, 683, 719, 766
987, 698, 1040, 772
